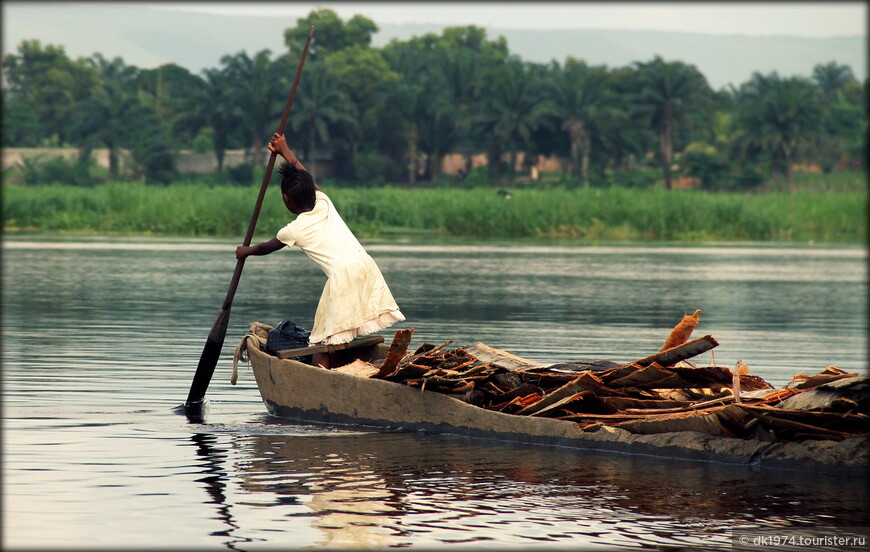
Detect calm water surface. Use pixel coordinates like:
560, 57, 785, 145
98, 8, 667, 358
2, 237, 867, 550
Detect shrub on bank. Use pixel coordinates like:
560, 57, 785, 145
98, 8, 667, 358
12, 154, 106, 187
2, 179, 866, 243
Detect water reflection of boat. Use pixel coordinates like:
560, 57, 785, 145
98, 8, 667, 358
233, 430, 869, 548
234, 324, 867, 477
236, 431, 401, 549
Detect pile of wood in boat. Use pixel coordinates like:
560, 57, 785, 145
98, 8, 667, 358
339, 314, 868, 443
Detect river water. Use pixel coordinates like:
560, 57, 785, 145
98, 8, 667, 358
2, 236, 867, 550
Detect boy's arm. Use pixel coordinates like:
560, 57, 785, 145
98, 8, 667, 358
268, 133, 322, 191
236, 237, 286, 260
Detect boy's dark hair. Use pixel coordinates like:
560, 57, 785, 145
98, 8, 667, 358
279, 160, 316, 210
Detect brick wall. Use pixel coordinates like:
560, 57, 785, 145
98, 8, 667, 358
2, 147, 250, 175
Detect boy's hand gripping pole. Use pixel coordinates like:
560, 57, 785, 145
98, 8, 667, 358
184, 26, 315, 414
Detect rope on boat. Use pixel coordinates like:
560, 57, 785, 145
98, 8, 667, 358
231, 322, 272, 385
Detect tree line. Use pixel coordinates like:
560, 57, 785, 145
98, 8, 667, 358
2, 8, 866, 188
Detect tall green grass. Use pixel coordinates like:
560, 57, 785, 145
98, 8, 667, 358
3, 181, 866, 243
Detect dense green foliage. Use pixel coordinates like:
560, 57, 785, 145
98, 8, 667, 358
2, 8, 866, 189
3, 8, 866, 247
3, 178, 865, 243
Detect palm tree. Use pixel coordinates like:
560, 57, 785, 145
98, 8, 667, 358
383, 36, 463, 182
416, 94, 460, 181
551, 58, 613, 186
220, 49, 288, 166
376, 78, 433, 185
382, 39, 433, 184
631, 56, 711, 189
811, 63, 861, 171
174, 68, 240, 172
593, 66, 651, 174
433, 46, 482, 167
474, 59, 558, 183
433, 26, 509, 175
812, 62, 856, 103
288, 63, 358, 178
71, 54, 146, 179
733, 72, 823, 184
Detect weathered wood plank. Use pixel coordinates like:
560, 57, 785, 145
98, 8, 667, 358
738, 408, 853, 440
615, 405, 737, 437
629, 334, 719, 369
530, 391, 593, 418
463, 342, 545, 371
276, 335, 384, 359
333, 359, 380, 378
375, 328, 415, 377
516, 372, 605, 416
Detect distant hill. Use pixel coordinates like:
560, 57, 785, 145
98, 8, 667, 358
470, 28, 866, 90
2, 3, 865, 90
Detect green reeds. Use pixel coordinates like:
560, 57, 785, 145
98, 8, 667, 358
3, 181, 866, 243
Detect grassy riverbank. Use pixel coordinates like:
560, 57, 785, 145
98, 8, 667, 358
2, 181, 866, 243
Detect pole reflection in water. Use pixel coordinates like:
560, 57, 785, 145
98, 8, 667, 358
191, 432, 256, 551
222, 426, 867, 549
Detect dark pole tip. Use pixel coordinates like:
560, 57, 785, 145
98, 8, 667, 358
174, 399, 209, 423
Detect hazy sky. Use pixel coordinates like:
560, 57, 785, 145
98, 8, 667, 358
152, 1, 867, 37
3, 1, 865, 88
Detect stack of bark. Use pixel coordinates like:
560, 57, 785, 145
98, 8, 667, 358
337, 312, 868, 443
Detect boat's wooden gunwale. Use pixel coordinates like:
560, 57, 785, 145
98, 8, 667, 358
244, 341, 867, 477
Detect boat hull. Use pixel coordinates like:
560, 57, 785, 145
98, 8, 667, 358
244, 339, 868, 477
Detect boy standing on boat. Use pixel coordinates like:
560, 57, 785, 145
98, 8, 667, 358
236, 133, 405, 369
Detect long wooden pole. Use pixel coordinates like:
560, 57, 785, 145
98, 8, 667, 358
185, 26, 315, 411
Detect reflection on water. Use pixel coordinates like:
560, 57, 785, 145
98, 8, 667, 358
192, 432, 254, 551
2, 238, 867, 549
193, 428, 867, 550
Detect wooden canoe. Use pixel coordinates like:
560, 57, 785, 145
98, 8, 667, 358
237, 331, 867, 477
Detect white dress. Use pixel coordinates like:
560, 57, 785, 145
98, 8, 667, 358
276, 190, 404, 345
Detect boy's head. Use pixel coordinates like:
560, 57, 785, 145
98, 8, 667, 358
279, 160, 316, 214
